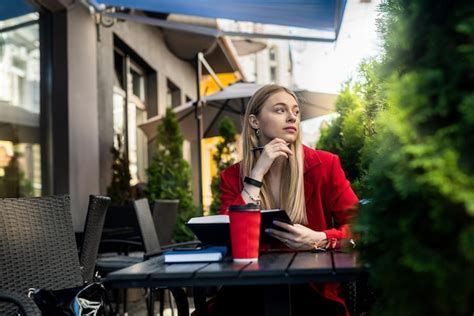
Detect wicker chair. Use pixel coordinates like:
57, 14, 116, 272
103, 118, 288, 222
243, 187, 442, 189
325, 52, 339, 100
0, 289, 39, 316
79, 195, 111, 283
152, 199, 179, 246
0, 195, 84, 315
98, 198, 193, 316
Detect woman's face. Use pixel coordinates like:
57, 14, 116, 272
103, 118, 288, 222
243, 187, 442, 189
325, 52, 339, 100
250, 91, 300, 145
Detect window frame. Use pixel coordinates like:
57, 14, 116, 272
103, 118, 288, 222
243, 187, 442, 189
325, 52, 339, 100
112, 44, 152, 185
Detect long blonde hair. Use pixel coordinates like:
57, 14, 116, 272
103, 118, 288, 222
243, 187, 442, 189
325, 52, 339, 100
241, 84, 307, 224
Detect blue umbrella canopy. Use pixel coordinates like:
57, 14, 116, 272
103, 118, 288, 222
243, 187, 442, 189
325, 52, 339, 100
95, 0, 346, 40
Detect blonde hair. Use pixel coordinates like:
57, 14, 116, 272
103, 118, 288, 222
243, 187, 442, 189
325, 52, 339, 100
241, 84, 307, 224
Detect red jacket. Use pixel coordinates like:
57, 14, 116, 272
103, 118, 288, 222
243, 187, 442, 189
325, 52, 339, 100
219, 145, 358, 238
219, 145, 359, 313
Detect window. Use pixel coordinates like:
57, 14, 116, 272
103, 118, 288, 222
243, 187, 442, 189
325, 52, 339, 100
269, 46, 277, 61
113, 50, 125, 90
268, 46, 279, 83
270, 66, 277, 83
167, 79, 181, 108
0, 13, 41, 197
113, 48, 149, 185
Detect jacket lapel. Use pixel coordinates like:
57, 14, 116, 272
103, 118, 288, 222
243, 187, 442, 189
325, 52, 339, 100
303, 146, 322, 204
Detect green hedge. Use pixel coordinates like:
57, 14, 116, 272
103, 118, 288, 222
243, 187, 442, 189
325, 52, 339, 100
317, 59, 385, 196
357, 1, 474, 314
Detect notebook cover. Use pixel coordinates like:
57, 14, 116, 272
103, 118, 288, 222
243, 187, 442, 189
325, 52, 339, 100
163, 246, 228, 263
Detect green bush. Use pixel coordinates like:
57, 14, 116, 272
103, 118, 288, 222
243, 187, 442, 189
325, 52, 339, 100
317, 59, 386, 196
357, 1, 474, 315
146, 108, 197, 242
0, 151, 34, 198
209, 117, 238, 215
106, 134, 132, 205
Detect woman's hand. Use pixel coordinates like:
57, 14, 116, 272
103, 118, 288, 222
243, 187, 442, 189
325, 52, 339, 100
251, 138, 293, 180
265, 221, 327, 250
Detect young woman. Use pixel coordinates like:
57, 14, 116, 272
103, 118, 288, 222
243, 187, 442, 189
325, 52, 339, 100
212, 84, 359, 316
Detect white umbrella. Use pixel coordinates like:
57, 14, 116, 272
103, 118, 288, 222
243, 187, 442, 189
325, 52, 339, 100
139, 82, 337, 141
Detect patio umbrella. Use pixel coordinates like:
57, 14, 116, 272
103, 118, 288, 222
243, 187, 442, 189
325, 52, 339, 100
139, 82, 337, 142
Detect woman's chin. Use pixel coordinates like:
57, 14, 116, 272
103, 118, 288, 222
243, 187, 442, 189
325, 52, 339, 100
281, 135, 297, 144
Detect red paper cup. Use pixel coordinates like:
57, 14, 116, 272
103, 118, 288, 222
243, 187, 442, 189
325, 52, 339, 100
228, 204, 261, 263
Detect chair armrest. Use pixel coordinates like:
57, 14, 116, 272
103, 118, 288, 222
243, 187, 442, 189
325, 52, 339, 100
143, 249, 164, 260
144, 241, 202, 259
160, 241, 202, 250
0, 289, 40, 316
99, 239, 143, 255
100, 239, 142, 247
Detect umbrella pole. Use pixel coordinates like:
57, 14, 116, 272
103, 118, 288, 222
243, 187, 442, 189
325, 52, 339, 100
195, 52, 204, 211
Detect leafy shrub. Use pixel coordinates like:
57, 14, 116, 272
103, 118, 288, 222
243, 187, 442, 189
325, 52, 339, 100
106, 134, 132, 205
357, 1, 474, 315
317, 59, 386, 196
209, 117, 238, 215
146, 108, 197, 242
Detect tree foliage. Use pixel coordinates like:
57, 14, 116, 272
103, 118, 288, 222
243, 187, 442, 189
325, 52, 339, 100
356, 1, 474, 315
0, 151, 34, 198
209, 117, 238, 215
146, 108, 197, 242
317, 59, 386, 195
106, 134, 132, 205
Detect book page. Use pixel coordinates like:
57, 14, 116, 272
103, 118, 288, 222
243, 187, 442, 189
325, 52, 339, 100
187, 214, 229, 224
261, 209, 284, 213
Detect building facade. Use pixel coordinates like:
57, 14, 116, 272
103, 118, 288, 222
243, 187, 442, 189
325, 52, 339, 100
0, 0, 241, 230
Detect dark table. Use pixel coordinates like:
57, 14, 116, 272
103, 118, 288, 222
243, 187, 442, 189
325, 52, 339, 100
104, 250, 364, 316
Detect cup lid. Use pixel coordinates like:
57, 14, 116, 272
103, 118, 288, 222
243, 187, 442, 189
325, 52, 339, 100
228, 203, 260, 211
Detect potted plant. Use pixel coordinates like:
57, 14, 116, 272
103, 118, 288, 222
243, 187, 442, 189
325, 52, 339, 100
146, 108, 197, 243
0, 150, 34, 198
103, 134, 139, 243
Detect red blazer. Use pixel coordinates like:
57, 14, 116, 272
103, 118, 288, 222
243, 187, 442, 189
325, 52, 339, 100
219, 145, 359, 313
219, 145, 358, 239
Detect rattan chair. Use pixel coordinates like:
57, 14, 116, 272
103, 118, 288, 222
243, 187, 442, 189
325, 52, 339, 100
79, 195, 111, 283
152, 199, 179, 245
0, 195, 84, 315
98, 198, 193, 316
0, 289, 39, 316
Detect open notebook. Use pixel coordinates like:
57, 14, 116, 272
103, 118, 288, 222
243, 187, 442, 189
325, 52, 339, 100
186, 209, 292, 246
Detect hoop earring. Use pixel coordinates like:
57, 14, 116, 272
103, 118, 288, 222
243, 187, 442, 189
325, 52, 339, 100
255, 128, 260, 137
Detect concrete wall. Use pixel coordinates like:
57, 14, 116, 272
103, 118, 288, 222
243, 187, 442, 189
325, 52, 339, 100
96, 13, 198, 198
67, 4, 100, 231
62, 6, 202, 230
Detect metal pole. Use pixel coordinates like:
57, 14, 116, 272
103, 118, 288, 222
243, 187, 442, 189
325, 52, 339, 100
195, 52, 204, 210
198, 54, 224, 90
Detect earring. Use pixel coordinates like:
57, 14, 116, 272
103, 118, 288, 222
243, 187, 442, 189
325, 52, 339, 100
255, 128, 260, 137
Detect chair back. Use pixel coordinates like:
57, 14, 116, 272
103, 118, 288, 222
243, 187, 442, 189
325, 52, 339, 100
0, 195, 83, 315
103, 202, 140, 239
152, 199, 179, 245
133, 198, 161, 254
0, 289, 40, 315
80, 195, 111, 282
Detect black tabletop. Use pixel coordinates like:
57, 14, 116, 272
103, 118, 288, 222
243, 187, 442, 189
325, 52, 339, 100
104, 250, 363, 288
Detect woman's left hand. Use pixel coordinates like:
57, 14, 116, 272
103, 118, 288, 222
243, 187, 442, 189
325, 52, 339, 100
265, 221, 326, 250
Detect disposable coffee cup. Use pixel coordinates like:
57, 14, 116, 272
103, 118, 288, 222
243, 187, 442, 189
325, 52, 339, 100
228, 204, 261, 263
